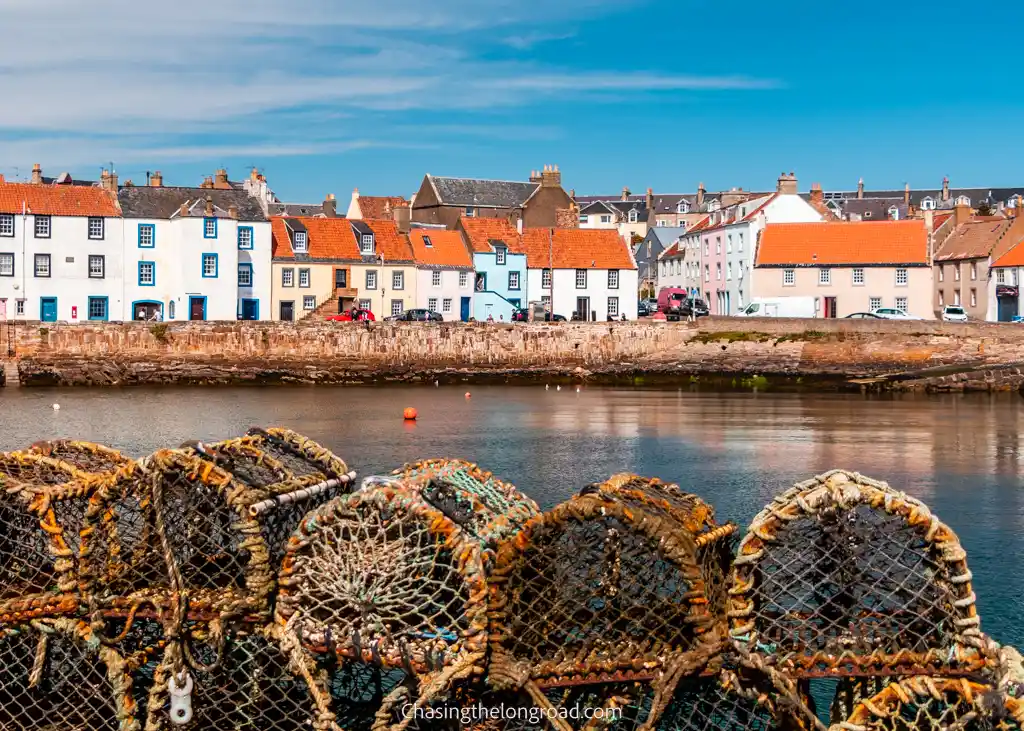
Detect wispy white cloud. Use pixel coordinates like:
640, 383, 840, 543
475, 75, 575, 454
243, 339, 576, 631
0, 0, 777, 168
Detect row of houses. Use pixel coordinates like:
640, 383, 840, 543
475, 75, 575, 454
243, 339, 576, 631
0, 165, 636, 323
654, 184, 1024, 320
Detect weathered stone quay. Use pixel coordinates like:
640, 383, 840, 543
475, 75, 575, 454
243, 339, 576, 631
4, 318, 1024, 391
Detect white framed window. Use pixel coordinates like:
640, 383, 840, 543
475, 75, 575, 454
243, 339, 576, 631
0, 253, 13, 276
282, 269, 294, 287
727, 235, 732, 253
600, 215, 611, 224
608, 269, 619, 289
895, 296, 908, 312
819, 268, 831, 285
716, 263, 721, 280
459, 271, 469, 288
392, 271, 404, 290
677, 202, 688, 214
852, 268, 865, 285
443, 298, 452, 313
938, 290, 945, 306
716, 237, 721, 254
202, 254, 218, 277
391, 300, 404, 316
738, 262, 744, 279
88, 217, 104, 240
970, 289, 977, 307
509, 271, 520, 290
15, 299, 24, 315
237, 264, 252, 287
366, 270, 377, 290
869, 296, 882, 311
0, 214, 13, 237
465, 207, 476, 217
428, 297, 438, 312
628, 210, 638, 223
783, 269, 795, 286
954, 264, 961, 281
34, 216, 51, 238
541, 295, 551, 309
938, 265, 944, 282
704, 241, 709, 255
738, 232, 744, 251
657, 220, 667, 227
303, 295, 316, 310
496, 247, 506, 265
579, 215, 589, 224
360, 234, 374, 254
238, 227, 253, 249
727, 262, 732, 280
575, 269, 587, 288
921, 197, 936, 211
607, 296, 619, 316
34, 253, 50, 277
138, 224, 155, 248
359, 299, 372, 311
542, 269, 552, 288
431, 270, 441, 287
955, 195, 971, 206
997, 269, 1005, 284
970, 262, 977, 280
895, 268, 908, 286
293, 232, 308, 253
704, 266, 710, 282
298, 268, 310, 287
954, 289, 961, 305
138, 261, 155, 286
88, 255, 104, 278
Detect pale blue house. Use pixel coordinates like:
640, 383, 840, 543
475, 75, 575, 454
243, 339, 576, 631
458, 218, 528, 321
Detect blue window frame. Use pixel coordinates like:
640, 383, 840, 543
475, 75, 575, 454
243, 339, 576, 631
237, 226, 253, 249
202, 253, 219, 278
238, 263, 253, 288
138, 261, 156, 286
204, 218, 218, 238
138, 224, 155, 248
87, 296, 109, 321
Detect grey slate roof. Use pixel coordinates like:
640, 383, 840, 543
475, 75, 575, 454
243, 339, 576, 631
268, 202, 329, 217
840, 199, 908, 220
428, 175, 538, 208
649, 227, 687, 245
819, 187, 1024, 208
118, 186, 267, 221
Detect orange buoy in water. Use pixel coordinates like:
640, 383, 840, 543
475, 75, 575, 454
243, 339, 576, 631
403, 407, 418, 421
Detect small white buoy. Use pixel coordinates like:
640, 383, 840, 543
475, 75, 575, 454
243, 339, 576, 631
545, 384, 550, 390
52, 403, 60, 411
556, 385, 561, 391
576, 386, 581, 393
434, 380, 439, 387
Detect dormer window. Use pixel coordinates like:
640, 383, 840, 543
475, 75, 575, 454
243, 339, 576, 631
465, 207, 476, 217
955, 195, 971, 206
628, 209, 638, 223
676, 201, 689, 214
708, 200, 721, 212
888, 206, 900, 220
293, 231, 308, 253
921, 197, 936, 211
360, 234, 374, 254
496, 246, 506, 265
423, 235, 433, 248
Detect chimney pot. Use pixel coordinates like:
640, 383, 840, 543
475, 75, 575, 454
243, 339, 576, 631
250, 167, 259, 182
205, 196, 214, 217
31, 163, 42, 185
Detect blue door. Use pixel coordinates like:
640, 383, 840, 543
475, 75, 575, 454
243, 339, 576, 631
241, 299, 259, 320
460, 297, 471, 322
40, 297, 57, 322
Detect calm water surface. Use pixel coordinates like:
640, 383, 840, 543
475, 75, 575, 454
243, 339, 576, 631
1, 385, 1022, 645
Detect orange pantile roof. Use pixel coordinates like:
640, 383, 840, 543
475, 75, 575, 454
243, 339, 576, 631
756, 221, 928, 266
0, 181, 120, 217
409, 229, 472, 268
688, 215, 712, 232
362, 219, 414, 262
459, 217, 525, 253
521, 228, 636, 269
271, 216, 362, 260
932, 212, 953, 230
358, 196, 408, 219
934, 219, 1012, 261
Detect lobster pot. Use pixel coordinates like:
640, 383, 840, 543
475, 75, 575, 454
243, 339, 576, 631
80, 446, 351, 623
24, 440, 134, 475
182, 427, 354, 565
0, 453, 103, 623
276, 484, 489, 679
0, 619, 142, 731
390, 459, 540, 547
729, 470, 983, 677
837, 676, 1024, 730
487, 475, 735, 698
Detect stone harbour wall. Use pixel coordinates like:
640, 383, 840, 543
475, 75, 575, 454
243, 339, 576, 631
4, 318, 1024, 390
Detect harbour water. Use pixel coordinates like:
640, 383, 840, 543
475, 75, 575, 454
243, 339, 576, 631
2, 384, 1022, 647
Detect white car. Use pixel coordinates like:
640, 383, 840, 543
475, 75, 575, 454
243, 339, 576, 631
872, 307, 922, 320
941, 305, 968, 322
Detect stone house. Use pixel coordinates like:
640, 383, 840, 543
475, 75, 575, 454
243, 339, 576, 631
408, 227, 475, 321
457, 217, 529, 322
754, 220, 933, 319
411, 165, 571, 230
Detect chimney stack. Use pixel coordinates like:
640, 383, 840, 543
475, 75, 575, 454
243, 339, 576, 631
942, 176, 951, 202
904, 182, 910, 206
857, 178, 864, 199
200, 176, 214, 189
214, 168, 229, 188
150, 171, 163, 187
99, 168, 118, 192
646, 187, 654, 210
228, 205, 238, 220
810, 182, 823, 205
179, 202, 189, 217
31, 163, 42, 185
394, 203, 411, 234
205, 196, 214, 217
540, 164, 561, 188
621, 186, 631, 201
954, 198, 971, 226
697, 182, 705, 208
776, 171, 798, 195
323, 193, 337, 218
250, 167, 259, 182
529, 169, 542, 184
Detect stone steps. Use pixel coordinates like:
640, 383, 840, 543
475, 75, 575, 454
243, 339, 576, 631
3, 360, 20, 387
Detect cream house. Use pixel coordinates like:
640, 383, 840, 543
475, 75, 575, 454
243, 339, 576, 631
754, 221, 933, 318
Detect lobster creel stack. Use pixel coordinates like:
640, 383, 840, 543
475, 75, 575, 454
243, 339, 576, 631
276, 459, 538, 731
483, 474, 781, 731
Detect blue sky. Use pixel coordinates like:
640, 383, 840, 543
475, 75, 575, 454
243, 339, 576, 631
1, 0, 1021, 201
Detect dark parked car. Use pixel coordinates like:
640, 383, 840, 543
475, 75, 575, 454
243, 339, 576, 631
638, 301, 653, 317
386, 309, 443, 322
666, 297, 709, 321
512, 309, 566, 322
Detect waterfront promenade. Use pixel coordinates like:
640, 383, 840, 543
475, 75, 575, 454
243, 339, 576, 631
4, 318, 1024, 390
